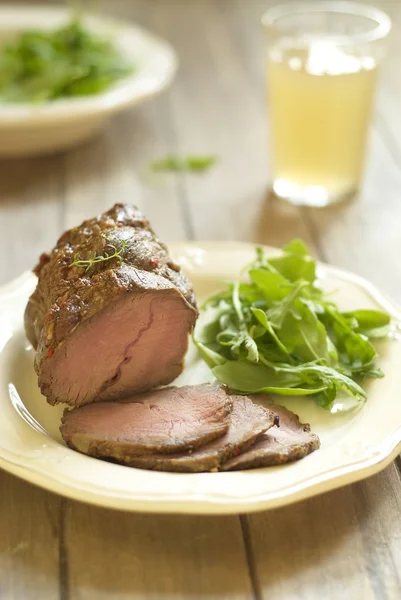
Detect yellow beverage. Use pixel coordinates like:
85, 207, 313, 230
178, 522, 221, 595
267, 45, 378, 205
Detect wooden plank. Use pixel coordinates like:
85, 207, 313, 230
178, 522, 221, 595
63, 98, 189, 241
0, 152, 63, 598
0, 156, 63, 284
0, 473, 61, 600
374, 0, 401, 162
66, 506, 253, 600
247, 466, 401, 600
63, 0, 188, 241
272, 79, 401, 600
303, 128, 401, 300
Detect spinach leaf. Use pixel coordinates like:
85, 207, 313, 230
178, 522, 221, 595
249, 269, 290, 305
194, 342, 226, 368
251, 307, 291, 357
342, 309, 390, 336
268, 254, 316, 283
282, 239, 310, 256
267, 281, 308, 328
212, 361, 327, 395
325, 308, 377, 373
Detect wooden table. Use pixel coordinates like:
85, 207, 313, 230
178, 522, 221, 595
1, 0, 401, 598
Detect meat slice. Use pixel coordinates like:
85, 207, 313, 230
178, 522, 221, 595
222, 402, 320, 471
60, 385, 232, 458
126, 397, 276, 472
24, 204, 198, 406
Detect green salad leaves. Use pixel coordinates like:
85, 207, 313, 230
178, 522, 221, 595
0, 19, 133, 103
194, 240, 390, 410
150, 155, 217, 173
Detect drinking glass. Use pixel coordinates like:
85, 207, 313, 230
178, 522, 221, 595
262, 2, 391, 207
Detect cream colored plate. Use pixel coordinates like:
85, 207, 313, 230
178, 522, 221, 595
1, 242, 401, 514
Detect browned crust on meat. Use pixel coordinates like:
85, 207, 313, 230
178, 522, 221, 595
61, 402, 233, 457
124, 432, 259, 472
60, 386, 233, 456
222, 402, 320, 471
125, 398, 276, 472
24, 204, 198, 404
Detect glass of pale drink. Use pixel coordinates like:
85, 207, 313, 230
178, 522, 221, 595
262, 2, 391, 207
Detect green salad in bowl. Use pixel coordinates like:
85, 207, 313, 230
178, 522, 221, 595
0, 5, 176, 156
0, 18, 134, 103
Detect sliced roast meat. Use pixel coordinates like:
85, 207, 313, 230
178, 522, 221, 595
126, 396, 276, 472
61, 385, 232, 458
24, 204, 198, 406
222, 402, 320, 471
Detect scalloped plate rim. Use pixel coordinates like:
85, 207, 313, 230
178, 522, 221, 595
0, 241, 400, 514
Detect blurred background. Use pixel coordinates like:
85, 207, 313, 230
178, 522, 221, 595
0, 0, 400, 290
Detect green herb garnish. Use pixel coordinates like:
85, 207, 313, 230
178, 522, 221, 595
0, 19, 133, 103
150, 155, 217, 173
194, 239, 390, 411
70, 240, 129, 272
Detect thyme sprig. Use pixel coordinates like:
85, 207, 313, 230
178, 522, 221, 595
70, 239, 129, 272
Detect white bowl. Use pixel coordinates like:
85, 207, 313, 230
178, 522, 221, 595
0, 5, 177, 157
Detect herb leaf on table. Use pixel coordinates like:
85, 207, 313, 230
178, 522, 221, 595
150, 155, 217, 173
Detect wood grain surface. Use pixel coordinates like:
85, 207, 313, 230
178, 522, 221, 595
0, 1, 401, 598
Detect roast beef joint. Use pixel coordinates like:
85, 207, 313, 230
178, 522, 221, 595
25, 203, 198, 407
